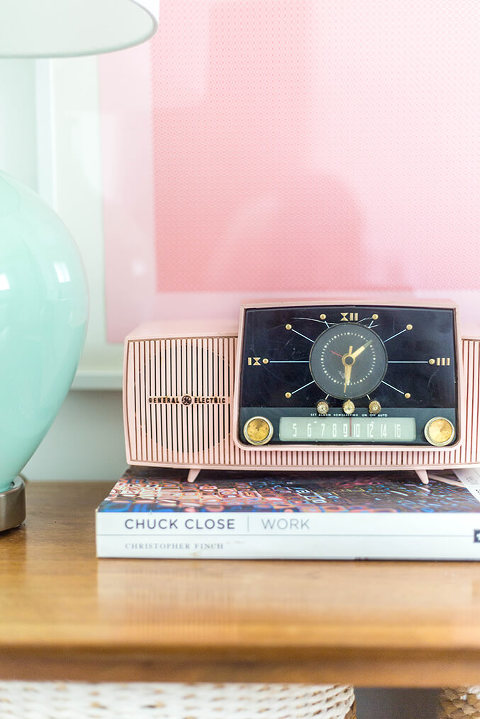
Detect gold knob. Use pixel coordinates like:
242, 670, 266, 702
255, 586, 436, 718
243, 416, 273, 445
316, 400, 329, 416
342, 400, 355, 415
424, 417, 455, 447
368, 400, 382, 415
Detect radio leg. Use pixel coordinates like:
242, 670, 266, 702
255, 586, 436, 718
187, 468, 201, 483
415, 469, 429, 485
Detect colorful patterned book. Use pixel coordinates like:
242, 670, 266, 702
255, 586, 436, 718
96, 467, 480, 559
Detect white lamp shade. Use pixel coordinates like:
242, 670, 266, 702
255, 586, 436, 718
0, 0, 159, 57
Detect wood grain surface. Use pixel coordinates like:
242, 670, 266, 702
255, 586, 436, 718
1, 480, 480, 685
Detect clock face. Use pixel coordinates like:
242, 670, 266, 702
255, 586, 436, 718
237, 303, 459, 448
309, 324, 388, 400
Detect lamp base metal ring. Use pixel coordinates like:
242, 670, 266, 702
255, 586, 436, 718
0, 478, 26, 532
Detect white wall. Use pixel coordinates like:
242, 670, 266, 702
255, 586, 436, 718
34, 56, 124, 381
24, 389, 126, 481
0, 60, 37, 186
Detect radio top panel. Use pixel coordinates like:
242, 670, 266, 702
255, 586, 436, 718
235, 301, 460, 450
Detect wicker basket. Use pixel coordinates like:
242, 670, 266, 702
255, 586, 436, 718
0, 682, 355, 719
438, 687, 480, 718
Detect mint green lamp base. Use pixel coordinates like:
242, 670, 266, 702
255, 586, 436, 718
0, 478, 25, 531
0, 171, 88, 507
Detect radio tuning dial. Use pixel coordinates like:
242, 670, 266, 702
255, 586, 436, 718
243, 416, 273, 446
424, 417, 455, 446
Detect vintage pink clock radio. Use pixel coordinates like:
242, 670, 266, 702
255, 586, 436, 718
123, 301, 480, 483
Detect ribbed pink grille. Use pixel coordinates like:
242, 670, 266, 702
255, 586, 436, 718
124, 336, 480, 471
125, 337, 235, 467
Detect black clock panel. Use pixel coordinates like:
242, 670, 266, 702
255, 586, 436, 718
237, 304, 459, 447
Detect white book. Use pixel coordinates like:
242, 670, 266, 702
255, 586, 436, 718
96, 467, 480, 560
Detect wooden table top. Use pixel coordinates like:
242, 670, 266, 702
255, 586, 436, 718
1, 479, 480, 686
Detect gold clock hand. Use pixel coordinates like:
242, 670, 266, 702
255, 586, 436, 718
342, 345, 353, 393
351, 339, 372, 360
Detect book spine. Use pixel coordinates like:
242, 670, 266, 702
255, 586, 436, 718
96, 512, 480, 559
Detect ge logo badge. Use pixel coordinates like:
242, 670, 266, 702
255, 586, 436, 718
181, 394, 193, 406
474, 530, 480, 543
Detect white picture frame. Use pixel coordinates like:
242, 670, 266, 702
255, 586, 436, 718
35, 57, 123, 390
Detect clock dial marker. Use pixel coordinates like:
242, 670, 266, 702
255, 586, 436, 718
289, 380, 315, 396
288, 327, 315, 344
381, 379, 407, 395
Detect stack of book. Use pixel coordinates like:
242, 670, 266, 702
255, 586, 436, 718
96, 467, 480, 560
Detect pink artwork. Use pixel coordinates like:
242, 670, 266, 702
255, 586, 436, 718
99, 0, 480, 342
